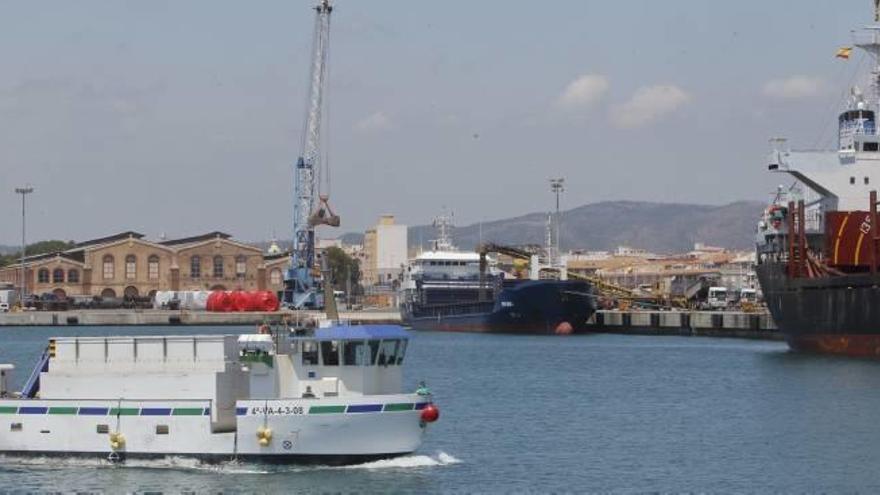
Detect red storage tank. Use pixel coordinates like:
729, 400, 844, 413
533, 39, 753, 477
230, 291, 251, 312
206, 291, 232, 312
252, 291, 280, 312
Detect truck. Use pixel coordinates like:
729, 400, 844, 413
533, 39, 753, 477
0, 289, 19, 310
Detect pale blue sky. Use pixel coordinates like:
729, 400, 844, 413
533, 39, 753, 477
0, 0, 874, 244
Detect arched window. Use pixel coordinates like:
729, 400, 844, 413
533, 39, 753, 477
148, 255, 160, 280
52, 268, 64, 283
67, 269, 79, 283
101, 288, 116, 298
38, 268, 50, 283
125, 255, 136, 279
190, 256, 201, 279
102, 255, 115, 280
270, 268, 282, 286
235, 255, 247, 276
213, 256, 224, 278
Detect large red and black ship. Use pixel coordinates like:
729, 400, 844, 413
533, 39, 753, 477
756, 2, 880, 357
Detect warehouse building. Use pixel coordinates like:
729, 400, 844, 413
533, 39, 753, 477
0, 231, 290, 300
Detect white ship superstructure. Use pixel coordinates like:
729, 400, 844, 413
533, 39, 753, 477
765, 16, 880, 233
0, 325, 438, 464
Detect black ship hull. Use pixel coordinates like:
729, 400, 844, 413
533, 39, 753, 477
757, 261, 880, 357
402, 279, 595, 334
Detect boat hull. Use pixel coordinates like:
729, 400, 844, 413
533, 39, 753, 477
0, 396, 430, 464
757, 261, 880, 357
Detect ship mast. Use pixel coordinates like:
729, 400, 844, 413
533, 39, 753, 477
856, 1, 880, 115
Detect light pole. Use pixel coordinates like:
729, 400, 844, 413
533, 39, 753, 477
15, 186, 34, 308
549, 178, 564, 264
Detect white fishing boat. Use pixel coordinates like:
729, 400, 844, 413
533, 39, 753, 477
0, 324, 439, 464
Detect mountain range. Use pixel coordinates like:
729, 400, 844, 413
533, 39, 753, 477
342, 200, 765, 253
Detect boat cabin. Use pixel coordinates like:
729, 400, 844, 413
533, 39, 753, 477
245, 325, 408, 400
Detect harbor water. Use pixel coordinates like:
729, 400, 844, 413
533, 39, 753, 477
2, 327, 880, 492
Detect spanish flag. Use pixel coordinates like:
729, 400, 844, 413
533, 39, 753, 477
836, 47, 853, 59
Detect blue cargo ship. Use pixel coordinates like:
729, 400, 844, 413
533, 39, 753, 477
399, 217, 594, 334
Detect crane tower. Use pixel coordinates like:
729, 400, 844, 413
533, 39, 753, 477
284, 0, 340, 308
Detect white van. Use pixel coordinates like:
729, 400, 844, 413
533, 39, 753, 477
705, 287, 729, 310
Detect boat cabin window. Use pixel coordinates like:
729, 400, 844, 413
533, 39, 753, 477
376, 339, 408, 366
851, 177, 856, 185
320, 340, 340, 366
343, 340, 370, 366
369, 339, 381, 364
865, 142, 879, 152
866, 177, 871, 185
156, 425, 169, 435
10, 423, 22, 432
396, 339, 408, 365
96, 424, 109, 434
302, 340, 319, 365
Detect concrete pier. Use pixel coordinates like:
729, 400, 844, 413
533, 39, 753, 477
588, 310, 781, 340
0, 308, 780, 341
0, 309, 402, 327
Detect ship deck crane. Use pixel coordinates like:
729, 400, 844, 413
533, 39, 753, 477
284, 0, 340, 309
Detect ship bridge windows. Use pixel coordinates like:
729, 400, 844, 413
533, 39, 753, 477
377, 339, 407, 366
864, 142, 879, 152
343, 340, 370, 366
302, 340, 319, 365
320, 340, 340, 366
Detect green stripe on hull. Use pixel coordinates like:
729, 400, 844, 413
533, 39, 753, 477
309, 405, 346, 414
172, 408, 204, 416
48, 407, 78, 415
0, 407, 17, 414
383, 403, 414, 412
109, 408, 139, 416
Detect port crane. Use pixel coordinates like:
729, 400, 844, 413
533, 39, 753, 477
284, 0, 340, 309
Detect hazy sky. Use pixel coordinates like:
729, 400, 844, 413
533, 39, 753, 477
0, 0, 874, 245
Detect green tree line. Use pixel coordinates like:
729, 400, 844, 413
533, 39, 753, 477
323, 246, 362, 295
0, 240, 75, 267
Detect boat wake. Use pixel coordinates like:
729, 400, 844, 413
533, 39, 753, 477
337, 451, 461, 470
0, 451, 461, 474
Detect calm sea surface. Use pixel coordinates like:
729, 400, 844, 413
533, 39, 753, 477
1, 326, 880, 493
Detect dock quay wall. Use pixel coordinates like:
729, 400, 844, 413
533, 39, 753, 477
0, 308, 780, 341
588, 310, 781, 340
0, 310, 401, 327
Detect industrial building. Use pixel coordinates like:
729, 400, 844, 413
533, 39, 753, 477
362, 215, 408, 287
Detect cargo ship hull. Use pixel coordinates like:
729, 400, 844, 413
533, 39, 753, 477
757, 262, 880, 357
402, 280, 595, 334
